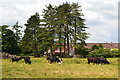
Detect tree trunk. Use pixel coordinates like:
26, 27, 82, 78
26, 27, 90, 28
67, 36, 70, 56
66, 24, 70, 56
64, 24, 67, 56
50, 44, 53, 53
64, 37, 66, 54
34, 28, 39, 57
74, 18, 77, 55
59, 25, 62, 58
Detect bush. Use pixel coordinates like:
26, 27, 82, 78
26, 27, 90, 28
111, 49, 120, 57
87, 48, 120, 58
76, 47, 89, 58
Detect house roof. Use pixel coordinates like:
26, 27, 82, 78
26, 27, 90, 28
48, 43, 120, 54
84, 43, 119, 49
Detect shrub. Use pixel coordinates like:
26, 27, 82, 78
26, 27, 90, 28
87, 48, 112, 58
111, 49, 120, 57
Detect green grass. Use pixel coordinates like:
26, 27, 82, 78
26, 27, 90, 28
2, 58, 118, 78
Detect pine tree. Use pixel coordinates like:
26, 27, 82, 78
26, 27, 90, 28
22, 12, 40, 57
42, 4, 56, 53
71, 3, 89, 54
42, 2, 89, 57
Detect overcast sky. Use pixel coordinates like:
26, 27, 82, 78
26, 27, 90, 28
0, 0, 119, 43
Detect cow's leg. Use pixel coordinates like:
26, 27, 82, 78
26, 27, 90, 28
28, 60, 31, 64
49, 61, 52, 64
27, 60, 29, 64
99, 63, 102, 65
96, 62, 99, 65
17, 60, 19, 62
88, 61, 90, 64
93, 62, 96, 65
100, 62, 102, 65
25, 61, 27, 64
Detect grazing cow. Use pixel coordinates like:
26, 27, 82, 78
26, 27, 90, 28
87, 57, 101, 64
99, 58, 110, 64
11, 57, 22, 62
46, 56, 62, 64
24, 56, 31, 64
11, 56, 31, 64
20, 56, 31, 64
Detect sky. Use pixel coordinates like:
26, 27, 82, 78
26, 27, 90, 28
0, 0, 119, 43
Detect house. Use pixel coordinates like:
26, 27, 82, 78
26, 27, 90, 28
84, 42, 119, 49
47, 42, 119, 55
48, 44, 75, 56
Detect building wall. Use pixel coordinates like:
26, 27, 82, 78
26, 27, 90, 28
84, 43, 119, 49
48, 43, 120, 54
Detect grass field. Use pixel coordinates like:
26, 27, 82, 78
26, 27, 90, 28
2, 57, 118, 78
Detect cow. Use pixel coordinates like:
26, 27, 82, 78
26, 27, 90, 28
99, 58, 110, 64
46, 55, 62, 64
11, 57, 22, 62
11, 56, 31, 64
24, 56, 31, 64
87, 57, 101, 64
20, 56, 31, 64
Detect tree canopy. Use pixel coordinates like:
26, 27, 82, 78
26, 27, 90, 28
2, 25, 21, 54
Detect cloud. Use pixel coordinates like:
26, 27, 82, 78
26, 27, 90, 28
80, 1, 118, 43
0, 0, 50, 25
0, 0, 118, 43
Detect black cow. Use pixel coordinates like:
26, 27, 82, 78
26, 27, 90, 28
24, 56, 31, 64
20, 56, 31, 64
11, 57, 22, 62
11, 56, 31, 64
87, 57, 101, 64
46, 56, 62, 64
99, 58, 110, 64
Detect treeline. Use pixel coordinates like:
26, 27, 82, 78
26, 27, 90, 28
1, 2, 89, 57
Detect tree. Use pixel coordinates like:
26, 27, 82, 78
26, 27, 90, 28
42, 2, 89, 57
76, 44, 89, 58
42, 4, 56, 54
37, 27, 55, 56
70, 2, 89, 54
12, 21, 23, 44
2, 25, 21, 54
22, 12, 40, 57
91, 44, 99, 51
98, 44, 104, 48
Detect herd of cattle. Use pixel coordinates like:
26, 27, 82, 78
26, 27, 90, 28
1, 52, 110, 65
10, 55, 110, 65
46, 56, 110, 65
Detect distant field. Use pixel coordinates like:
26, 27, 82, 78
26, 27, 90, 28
2, 58, 118, 78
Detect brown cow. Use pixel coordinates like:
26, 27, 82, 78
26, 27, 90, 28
99, 58, 110, 64
87, 57, 101, 64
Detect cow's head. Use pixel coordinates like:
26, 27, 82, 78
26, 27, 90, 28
106, 61, 110, 64
58, 58, 62, 64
